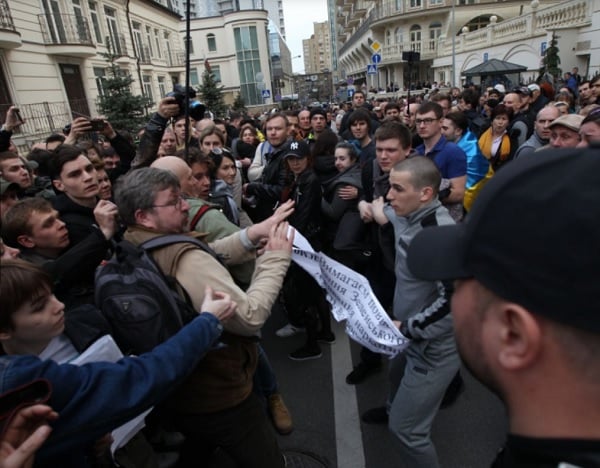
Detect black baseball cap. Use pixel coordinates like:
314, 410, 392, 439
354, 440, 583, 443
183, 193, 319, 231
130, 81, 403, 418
407, 145, 600, 333
284, 140, 310, 159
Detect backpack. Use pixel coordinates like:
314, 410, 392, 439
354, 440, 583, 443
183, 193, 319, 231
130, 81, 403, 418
94, 235, 221, 355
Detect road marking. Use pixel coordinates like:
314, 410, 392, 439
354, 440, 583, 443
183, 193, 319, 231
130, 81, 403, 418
331, 320, 366, 468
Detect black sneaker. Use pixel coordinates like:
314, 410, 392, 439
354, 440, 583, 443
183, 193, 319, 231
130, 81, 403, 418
317, 332, 336, 344
361, 407, 388, 424
345, 361, 381, 384
288, 346, 322, 361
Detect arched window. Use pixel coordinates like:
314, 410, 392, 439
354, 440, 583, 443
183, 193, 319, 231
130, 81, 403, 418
409, 25, 421, 52
206, 33, 216, 52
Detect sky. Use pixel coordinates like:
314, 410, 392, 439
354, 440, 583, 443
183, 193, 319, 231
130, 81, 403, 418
281, 0, 328, 73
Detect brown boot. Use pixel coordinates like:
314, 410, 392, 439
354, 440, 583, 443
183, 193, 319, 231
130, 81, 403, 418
268, 393, 294, 435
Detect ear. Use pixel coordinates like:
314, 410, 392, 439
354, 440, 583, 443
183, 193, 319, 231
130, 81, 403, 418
0, 327, 13, 342
420, 186, 435, 203
52, 179, 65, 193
134, 208, 154, 229
496, 304, 542, 371
16, 234, 35, 249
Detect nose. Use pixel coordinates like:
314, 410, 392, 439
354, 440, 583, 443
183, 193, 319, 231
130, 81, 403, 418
51, 295, 65, 315
181, 198, 190, 211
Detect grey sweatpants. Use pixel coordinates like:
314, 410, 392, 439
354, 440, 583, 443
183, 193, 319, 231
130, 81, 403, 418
387, 334, 460, 468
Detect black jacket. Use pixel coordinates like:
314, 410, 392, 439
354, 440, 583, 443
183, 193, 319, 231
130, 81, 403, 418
286, 168, 322, 247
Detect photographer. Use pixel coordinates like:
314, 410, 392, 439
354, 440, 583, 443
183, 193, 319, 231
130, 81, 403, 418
132, 87, 204, 169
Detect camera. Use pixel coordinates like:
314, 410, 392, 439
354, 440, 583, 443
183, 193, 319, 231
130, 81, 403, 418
166, 84, 206, 121
89, 119, 106, 131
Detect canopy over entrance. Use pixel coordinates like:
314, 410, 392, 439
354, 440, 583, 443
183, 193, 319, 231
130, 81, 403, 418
463, 58, 527, 77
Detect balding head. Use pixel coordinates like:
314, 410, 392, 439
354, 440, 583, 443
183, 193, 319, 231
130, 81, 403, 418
151, 156, 198, 197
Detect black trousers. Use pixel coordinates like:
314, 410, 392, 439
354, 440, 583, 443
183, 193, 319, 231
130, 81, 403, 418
174, 393, 285, 468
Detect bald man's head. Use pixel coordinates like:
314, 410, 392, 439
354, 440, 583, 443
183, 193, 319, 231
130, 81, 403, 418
151, 156, 198, 197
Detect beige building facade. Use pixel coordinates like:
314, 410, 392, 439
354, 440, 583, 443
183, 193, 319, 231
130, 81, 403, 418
1, 0, 186, 148
303, 20, 333, 74
333, 0, 599, 94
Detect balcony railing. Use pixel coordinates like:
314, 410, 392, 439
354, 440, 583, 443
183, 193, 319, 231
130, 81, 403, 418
38, 14, 93, 46
338, 9, 375, 56
0, 0, 16, 32
106, 33, 128, 57
0, 100, 92, 151
137, 44, 152, 65
166, 50, 186, 68
381, 41, 438, 63
439, 0, 591, 56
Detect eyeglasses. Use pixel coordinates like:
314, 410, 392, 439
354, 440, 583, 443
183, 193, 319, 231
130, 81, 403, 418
152, 195, 184, 209
415, 118, 439, 126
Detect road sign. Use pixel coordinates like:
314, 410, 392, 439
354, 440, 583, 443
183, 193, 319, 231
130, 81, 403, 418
261, 89, 271, 98
367, 64, 377, 75
370, 41, 381, 52
483, 52, 488, 62
348, 88, 355, 98
372, 53, 382, 64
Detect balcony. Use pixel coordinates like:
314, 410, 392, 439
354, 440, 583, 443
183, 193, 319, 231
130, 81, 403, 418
38, 14, 96, 57
166, 50, 186, 68
381, 41, 437, 63
439, 0, 591, 56
137, 44, 152, 66
106, 34, 128, 58
0, 0, 21, 49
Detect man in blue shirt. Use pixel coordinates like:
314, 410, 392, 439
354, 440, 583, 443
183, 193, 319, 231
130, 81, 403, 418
414, 102, 467, 221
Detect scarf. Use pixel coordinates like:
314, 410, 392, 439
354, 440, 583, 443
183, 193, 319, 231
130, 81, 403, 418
478, 127, 511, 164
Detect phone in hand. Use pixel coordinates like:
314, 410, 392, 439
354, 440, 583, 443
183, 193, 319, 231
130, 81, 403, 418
13, 108, 24, 124
89, 119, 106, 131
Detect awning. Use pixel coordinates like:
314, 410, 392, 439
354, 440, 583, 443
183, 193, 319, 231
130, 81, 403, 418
463, 58, 527, 77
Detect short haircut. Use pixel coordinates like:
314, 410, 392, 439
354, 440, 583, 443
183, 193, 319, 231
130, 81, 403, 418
26, 148, 53, 178
385, 103, 401, 113
48, 144, 86, 180
1, 198, 54, 247
417, 101, 443, 119
334, 142, 359, 162
430, 93, 452, 109
114, 167, 180, 226
460, 89, 480, 109
444, 111, 469, 133
266, 112, 289, 126
590, 75, 600, 86
198, 127, 225, 146
0, 258, 53, 331
374, 120, 412, 149
45, 133, 66, 146
0, 151, 20, 164
491, 104, 513, 120
348, 109, 372, 130
393, 156, 441, 195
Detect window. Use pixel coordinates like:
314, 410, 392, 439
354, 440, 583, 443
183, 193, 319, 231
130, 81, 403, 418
234, 26, 262, 105
395, 27, 403, 44
211, 65, 221, 83
145, 26, 153, 56
190, 69, 199, 86
88, 1, 102, 43
409, 0, 422, 8
142, 74, 153, 100
71, 0, 88, 42
157, 76, 167, 97
207, 33, 216, 52
429, 0, 443, 5
410, 25, 421, 52
93, 67, 106, 96
132, 22, 143, 59
429, 22, 441, 51
154, 28, 162, 58
104, 7, 123, 55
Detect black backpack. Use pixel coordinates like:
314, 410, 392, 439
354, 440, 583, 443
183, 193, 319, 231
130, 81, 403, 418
94, 235, 221, 355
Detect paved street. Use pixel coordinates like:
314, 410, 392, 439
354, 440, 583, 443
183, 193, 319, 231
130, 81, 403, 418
262, 305, 508, 468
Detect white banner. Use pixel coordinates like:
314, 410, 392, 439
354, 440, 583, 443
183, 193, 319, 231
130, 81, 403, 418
291, 230, 409, 357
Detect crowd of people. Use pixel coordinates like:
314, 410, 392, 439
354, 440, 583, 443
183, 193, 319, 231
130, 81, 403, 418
0, 73, 599, 468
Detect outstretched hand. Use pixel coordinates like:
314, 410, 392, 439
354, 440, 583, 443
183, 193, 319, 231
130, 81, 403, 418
247, 200, 294, 244
264, 222, 294, 254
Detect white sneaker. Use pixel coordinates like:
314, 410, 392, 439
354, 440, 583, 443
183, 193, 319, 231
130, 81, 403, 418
275, 323, 305, 338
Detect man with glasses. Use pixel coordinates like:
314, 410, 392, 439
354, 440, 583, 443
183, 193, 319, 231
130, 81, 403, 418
114, 167, 294, 467
414, 102, 466, 221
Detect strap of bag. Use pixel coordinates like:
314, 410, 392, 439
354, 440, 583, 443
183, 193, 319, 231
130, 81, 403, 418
189, 204, 217, 230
